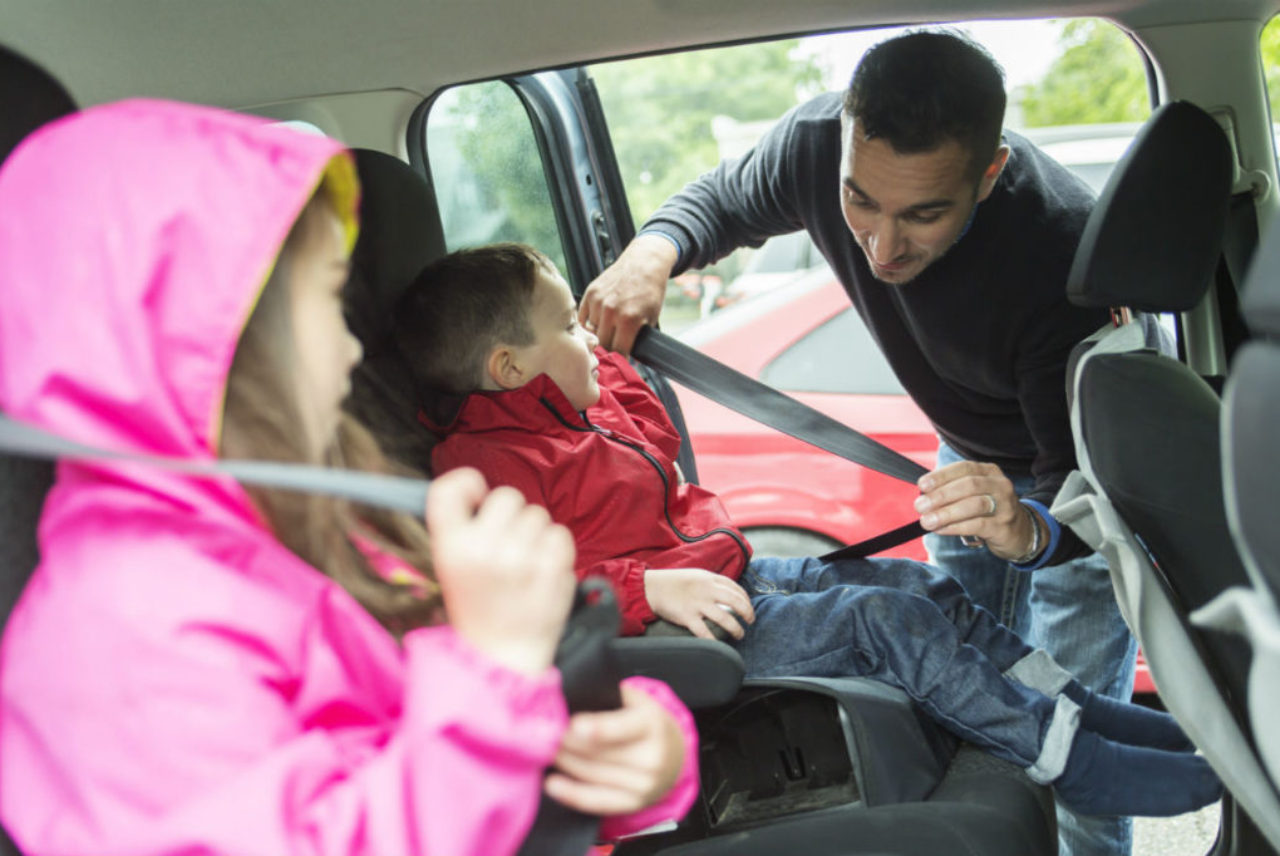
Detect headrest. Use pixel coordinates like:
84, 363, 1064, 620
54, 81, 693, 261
346, 148, 446, 351
1066, 101, 1233, 312
0, 44, 77, 165
1242, 210, 1280, 337
344, 149, 447, 474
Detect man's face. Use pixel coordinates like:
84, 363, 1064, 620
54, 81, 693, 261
839, 115, 1006, 285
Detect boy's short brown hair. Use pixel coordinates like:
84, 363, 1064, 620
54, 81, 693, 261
393, 242, 554, 395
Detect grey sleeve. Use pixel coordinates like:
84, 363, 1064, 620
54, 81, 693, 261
640, 104, 813, 275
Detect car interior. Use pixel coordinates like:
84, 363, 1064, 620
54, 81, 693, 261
2, 0, 1280, 854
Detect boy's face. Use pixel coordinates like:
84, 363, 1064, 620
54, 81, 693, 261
514, 264, 601, 410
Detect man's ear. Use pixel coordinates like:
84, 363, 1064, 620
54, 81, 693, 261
975, 145, 1010, 204
485, 345, 525, 390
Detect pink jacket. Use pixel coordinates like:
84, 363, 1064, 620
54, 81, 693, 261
0, 100, 697, 856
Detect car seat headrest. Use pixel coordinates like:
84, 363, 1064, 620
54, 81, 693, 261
344, 149, 447, 473
346, 148, 447, 350
1242, 209, 1280, 338
1066, 101, 1233, 313
0, 44, 77, 166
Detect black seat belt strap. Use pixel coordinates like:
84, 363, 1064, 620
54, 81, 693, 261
631, 327, 927, 558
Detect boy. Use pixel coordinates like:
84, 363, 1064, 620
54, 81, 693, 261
390, 242, 1221, 819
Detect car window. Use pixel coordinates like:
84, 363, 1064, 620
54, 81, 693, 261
422, 81, 569, 276
589, 18, 1150, 342
760, 307, 905, 395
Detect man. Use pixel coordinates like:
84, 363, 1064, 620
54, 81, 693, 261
578, 29, 1137, 856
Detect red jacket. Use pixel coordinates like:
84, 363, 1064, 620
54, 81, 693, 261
430, 352, 752, 635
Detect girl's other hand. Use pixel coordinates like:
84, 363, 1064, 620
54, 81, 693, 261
426, 468, 577, 675
544, 683, 686, 815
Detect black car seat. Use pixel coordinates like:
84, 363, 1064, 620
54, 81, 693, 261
0, 43, 78, 856
1196, 207, 1280, 829
1049, 100, 1280, 851
347, 147, 1058, 856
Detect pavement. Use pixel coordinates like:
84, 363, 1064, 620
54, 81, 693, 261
1133, 802, 1221, 856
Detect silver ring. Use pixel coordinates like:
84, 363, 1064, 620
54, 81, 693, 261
583, 319, 597, 331
982, 494, 998, 517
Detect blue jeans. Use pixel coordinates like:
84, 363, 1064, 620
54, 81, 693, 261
735, 555, 1080, 779
926, 440, 1138, 856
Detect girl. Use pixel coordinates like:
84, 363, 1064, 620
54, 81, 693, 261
0, 99, 696, 855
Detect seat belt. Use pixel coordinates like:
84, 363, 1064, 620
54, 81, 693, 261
631, 327, 927, 559
0, 412, 616, 855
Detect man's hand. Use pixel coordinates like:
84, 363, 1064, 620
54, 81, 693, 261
544, 683, 686, 816
643, 567, 755, 640
915, 460, 1045, 563
578, 234, 678, 354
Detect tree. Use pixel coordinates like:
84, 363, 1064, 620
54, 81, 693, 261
428, 43, 821, 284
1018, 20, 1149, 126
590, 42, 823, 229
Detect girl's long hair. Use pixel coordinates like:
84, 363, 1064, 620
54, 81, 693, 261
221, 194, 441, 635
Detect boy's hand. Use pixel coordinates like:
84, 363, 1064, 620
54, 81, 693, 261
427, 468, 577, 675
643, 568, 754, 640
544, 683, 686, 815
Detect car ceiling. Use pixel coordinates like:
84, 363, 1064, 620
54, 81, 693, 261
0, 0, 1276, 110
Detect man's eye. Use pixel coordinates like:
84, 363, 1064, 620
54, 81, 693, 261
904, 212, 942, 225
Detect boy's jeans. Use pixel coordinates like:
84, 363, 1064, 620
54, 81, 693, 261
926, 440, 1137, 856
734, 555, 1079, 779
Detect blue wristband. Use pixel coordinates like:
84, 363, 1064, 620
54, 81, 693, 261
636, 228, 683, 267
1011, 498, 1060, 571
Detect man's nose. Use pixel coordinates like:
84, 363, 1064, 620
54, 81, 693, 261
868, 219, 903, 263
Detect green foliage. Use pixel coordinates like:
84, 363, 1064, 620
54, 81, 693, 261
427, 42, 820, 284
429, 81, 568, 273
1018, 20, 1149, 126
1261, 16, 1280, 121
590, 42, 823, 229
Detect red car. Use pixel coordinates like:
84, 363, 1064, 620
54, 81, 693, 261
672, 264, 1157, 696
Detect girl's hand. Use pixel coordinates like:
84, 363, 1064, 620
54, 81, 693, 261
426, 467, 577, 675
644, 568, 755, 640
544, 683, 686, 815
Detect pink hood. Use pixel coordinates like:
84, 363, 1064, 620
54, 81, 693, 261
0, 100, 698, 855
0, 98, 357, 515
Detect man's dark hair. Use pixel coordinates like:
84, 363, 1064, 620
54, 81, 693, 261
843, 29, 1006, 180
392, 243, 551, 395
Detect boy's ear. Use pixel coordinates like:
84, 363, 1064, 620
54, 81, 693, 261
485, 345, 525, 390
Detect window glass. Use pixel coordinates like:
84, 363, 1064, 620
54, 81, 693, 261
423, 81, 568, 274
1261, 15, 1280, 163
760, 308, 905, 395
589, 19, 1151, 338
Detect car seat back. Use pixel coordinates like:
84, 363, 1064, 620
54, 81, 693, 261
1051, 100, 1280, 850
1197, 210, 1280, 809
0, 41, 78, 856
